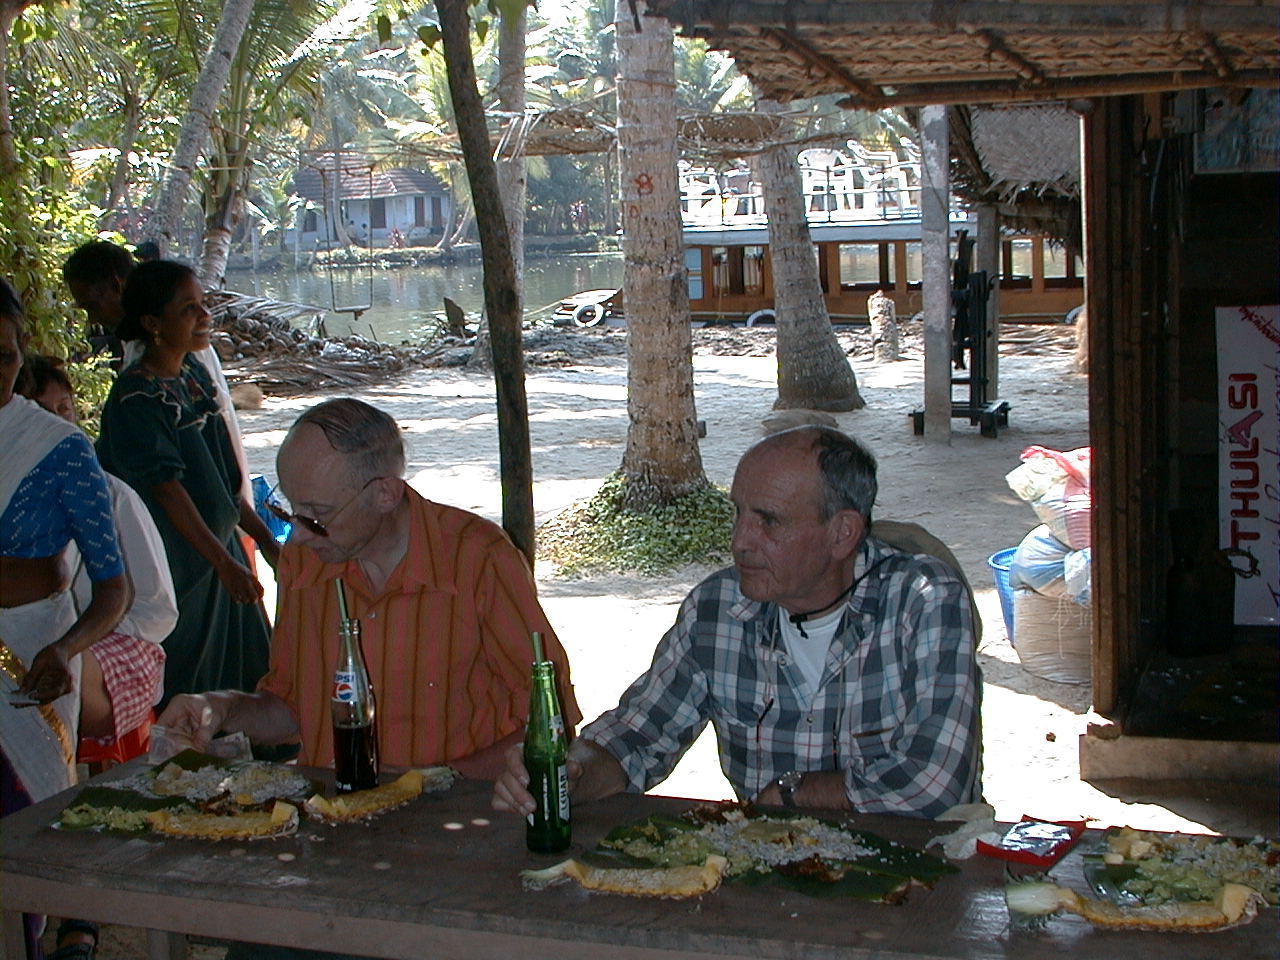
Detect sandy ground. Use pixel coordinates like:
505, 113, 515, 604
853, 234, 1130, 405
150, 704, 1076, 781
43, 325, 1260, 958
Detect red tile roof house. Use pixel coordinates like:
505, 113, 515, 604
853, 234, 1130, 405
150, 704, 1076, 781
292, 153, 451, 248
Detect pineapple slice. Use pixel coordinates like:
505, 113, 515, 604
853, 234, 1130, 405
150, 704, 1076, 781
522, 855, 730, 899
1006, 879, 1264, 932
303, 768, 453, 824
147, 800, 299, 840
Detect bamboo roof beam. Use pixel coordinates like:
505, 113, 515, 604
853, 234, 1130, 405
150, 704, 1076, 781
962, 26, 1047, 86
1196, 30, 1238, 82
837, 67, 1278, 110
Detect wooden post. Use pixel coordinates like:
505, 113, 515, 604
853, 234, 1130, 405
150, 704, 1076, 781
920, 104, 951, 442
437, 0, 535, 564
976, 202, 1001, 398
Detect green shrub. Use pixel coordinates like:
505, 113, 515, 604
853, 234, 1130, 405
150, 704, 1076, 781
538, 473, 734, 576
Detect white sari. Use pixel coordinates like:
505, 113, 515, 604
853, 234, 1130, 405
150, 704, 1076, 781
0, 395, 86, 802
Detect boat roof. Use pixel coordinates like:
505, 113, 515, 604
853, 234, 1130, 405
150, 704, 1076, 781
683, 211, 976, 246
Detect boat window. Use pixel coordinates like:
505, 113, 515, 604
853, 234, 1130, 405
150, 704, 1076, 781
904, 242, 922, 285
743, 246, 765, 296
686, 248, 704, 301
838, 243, 886, 287
1007, 238, 1034, 280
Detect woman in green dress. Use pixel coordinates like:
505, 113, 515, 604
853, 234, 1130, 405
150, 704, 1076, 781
97, 261, 277, 705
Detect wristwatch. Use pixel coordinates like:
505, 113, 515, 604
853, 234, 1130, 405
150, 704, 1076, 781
775, 770, 804, 807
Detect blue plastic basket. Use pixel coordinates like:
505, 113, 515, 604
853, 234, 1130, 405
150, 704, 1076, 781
987, 548, 1018, 642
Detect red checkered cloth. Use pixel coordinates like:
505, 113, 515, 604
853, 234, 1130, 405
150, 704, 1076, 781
85, 632, 166, 742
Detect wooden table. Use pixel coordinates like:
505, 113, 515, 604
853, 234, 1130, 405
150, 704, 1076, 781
1, 770, 1275, 960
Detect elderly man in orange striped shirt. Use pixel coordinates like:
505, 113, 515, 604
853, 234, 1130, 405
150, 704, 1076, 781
159, 398, 579, 780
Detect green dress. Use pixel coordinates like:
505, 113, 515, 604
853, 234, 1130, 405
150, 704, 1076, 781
97, 355, 270, 706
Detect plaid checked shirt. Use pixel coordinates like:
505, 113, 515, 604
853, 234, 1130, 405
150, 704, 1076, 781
580, 535, 982, 818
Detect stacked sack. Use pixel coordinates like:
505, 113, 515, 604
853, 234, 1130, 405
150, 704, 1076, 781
1005, 446, 1093, 684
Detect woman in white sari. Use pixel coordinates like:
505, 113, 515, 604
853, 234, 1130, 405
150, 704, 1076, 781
0, 279, 129, 811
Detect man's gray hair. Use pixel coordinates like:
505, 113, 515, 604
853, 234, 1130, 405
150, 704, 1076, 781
290, 398, 406, 482
755, 425, 878, 522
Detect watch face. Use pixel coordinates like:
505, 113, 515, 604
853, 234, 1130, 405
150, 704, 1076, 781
778, 771, 803, 790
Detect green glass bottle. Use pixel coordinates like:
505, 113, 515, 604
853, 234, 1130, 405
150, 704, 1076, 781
524, 658, 571, 854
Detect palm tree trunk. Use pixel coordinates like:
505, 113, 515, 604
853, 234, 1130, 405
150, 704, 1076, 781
145, 0, 257, 257
0, 0, 30, 179
468, 3, 528, 372
753, 96, 865, 411
436, 0, 535, 563
197, 177, 242, 288
0, 1, 38, 295
616, 0, 706, 506
103, 92, 141, 221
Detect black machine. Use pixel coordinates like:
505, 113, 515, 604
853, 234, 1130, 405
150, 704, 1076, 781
912, 230, 1010, 438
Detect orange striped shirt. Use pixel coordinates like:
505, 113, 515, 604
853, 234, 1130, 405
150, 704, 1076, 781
259, 488, 580, 770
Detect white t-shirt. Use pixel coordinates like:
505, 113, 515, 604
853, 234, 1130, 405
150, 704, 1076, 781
71, 474, 178, 652
777, 605, 846, 705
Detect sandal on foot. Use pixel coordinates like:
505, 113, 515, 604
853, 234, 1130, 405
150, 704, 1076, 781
49, 919, 98, 960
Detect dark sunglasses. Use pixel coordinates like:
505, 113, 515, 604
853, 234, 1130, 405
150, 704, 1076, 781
266, 477, 382, 538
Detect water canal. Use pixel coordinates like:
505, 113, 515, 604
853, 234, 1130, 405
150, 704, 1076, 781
229, 250, 623, 343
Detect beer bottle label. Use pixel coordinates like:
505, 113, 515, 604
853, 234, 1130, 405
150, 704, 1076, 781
555, 762, 570, 820
333, 670, 357, 702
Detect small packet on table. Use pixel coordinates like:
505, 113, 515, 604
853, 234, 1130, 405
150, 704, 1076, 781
976, 816, 1086, 868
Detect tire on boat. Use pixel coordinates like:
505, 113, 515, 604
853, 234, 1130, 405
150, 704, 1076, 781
745, 308, 776, 327
573, 302, 606, 327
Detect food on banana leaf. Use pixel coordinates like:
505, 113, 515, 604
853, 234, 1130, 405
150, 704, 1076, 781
1006, 877, 1264, 932
522, 802, 954, 902
150, 752, 310, 804
59, 786, 192, 833
1095, 827, 1279, 906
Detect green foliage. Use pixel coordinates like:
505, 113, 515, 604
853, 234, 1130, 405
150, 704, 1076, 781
537, 473, 734, 577
0, 138, 118, 421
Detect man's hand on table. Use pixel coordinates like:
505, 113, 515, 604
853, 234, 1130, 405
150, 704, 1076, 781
491, 738, 628, 815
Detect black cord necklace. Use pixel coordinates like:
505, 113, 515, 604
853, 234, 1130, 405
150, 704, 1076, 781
787, 556, 891, 638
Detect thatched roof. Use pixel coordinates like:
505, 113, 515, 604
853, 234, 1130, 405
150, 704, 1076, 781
944, 103, 1082, 248
677, 112, 785, 159
522, 108, 616, 156
642, 1, 1280, 108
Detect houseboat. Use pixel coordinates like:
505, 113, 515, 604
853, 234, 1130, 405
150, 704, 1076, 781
677, 149, 1083, 326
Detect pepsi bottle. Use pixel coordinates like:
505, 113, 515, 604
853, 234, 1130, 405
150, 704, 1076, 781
331, 618, 379, 793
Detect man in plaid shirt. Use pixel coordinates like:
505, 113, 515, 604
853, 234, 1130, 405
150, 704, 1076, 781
495, 425, 981, 818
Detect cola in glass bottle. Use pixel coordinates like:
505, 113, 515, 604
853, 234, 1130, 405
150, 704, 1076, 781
524, 658, 570, 853
331, 618, 379, 793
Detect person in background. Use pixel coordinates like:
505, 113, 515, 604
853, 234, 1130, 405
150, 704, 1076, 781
19, 355, 174, 767
159, 398, 580, 783
0, 279, 130, 960
495, 425, 982, 819
95, 261, 275, 706
63, 241, 253, 506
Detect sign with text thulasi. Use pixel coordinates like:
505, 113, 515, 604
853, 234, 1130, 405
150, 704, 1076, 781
1216, 305, 1279, 625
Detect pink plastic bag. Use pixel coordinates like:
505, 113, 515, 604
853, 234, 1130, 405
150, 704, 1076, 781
1020, 445, 1091, 490
1020, 447, 1092, 549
